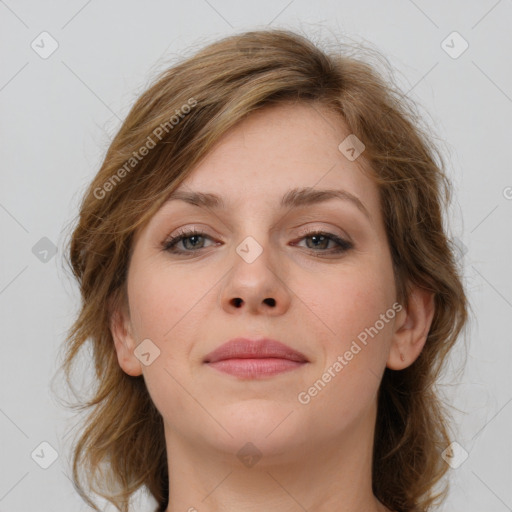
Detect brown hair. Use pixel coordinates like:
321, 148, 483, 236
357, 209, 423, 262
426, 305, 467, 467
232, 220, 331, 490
57, 28, 470, 512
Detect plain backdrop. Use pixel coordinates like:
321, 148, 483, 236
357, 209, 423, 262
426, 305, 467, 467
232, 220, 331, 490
1, 1, 511, 511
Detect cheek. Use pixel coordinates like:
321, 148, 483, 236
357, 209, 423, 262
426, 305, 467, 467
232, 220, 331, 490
126, 263, 209, 421
295, 253, 397, 410
302, 264, 393, 343
295, 267, 394, 429
126, 261, 220, 400
127, 260, 212, 342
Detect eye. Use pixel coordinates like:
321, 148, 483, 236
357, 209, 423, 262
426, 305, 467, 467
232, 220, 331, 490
162, 228, 218, 254
292, 230, 353, 255
161, 228, 353, 256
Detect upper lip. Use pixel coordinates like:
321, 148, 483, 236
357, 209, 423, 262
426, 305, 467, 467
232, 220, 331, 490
203, 337, 308, 364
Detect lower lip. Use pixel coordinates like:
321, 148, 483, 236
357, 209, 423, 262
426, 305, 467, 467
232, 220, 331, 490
206, 358, 306, 378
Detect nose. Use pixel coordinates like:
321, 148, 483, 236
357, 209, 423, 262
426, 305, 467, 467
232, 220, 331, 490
219, 238, 292, 316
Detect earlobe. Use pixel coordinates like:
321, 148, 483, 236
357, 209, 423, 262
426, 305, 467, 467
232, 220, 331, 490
387, 286, 435, 370
109, 301, 143, 377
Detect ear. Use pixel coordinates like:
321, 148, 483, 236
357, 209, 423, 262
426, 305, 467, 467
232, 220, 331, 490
387, 285, 435, 370
109, 292, 143, 377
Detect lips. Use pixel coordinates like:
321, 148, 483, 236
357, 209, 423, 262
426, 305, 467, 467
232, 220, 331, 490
203, 337, 308, 364
203, 337, 308, 379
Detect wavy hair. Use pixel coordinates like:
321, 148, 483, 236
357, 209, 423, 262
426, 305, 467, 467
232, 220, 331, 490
57, 28, 470, 512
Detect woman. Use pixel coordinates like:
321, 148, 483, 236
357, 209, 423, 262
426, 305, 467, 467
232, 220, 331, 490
59, 28, 469, 512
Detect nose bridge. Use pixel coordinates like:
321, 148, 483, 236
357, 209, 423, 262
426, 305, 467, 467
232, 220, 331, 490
232, 231, 273, 285
231, 201, 272, 262
230, 198, 281, 271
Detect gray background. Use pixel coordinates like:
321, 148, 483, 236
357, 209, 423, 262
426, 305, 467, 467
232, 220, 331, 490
1, 1, 511, 511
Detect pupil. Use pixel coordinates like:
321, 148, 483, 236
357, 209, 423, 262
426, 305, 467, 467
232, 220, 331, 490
186, 235, 202, 248
310, 235, 326, 248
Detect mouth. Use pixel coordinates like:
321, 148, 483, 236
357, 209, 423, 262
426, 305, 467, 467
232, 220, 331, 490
203, 337, 308, 379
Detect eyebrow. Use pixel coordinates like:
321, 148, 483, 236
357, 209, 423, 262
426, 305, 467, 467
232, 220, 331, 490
165, 187, 371, 221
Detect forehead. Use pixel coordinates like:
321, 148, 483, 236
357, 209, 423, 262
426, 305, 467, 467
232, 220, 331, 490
165, 102, 380, 218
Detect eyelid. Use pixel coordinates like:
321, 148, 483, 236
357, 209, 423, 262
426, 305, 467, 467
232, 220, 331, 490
292, 222, 353, 244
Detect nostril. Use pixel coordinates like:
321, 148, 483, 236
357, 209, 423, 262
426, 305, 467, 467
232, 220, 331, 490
264, 298, 276, 307
231, 298, 243, 307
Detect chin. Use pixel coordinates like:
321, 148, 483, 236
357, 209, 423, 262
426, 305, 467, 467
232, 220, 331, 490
209, 402, 306, 454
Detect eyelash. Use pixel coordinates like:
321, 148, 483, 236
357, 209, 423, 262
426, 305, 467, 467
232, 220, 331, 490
161, 228, 353, 256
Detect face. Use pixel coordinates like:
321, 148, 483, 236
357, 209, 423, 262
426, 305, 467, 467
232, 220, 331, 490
113, 102, 403, 460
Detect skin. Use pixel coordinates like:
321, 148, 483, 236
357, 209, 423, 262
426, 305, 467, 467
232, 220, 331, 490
111, 102, 435, 512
